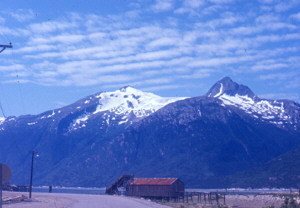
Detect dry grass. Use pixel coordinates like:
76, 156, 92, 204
155, 194, 290, 208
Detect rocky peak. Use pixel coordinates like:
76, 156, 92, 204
206, 77, 255, 98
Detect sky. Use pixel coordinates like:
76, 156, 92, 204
0, 0, 300, 117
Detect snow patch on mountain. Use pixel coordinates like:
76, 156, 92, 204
0, 117, 5, 125
218, 93, 293, 126
68, 114, 89, 131
67, 86, 186, 131
40, 111, 56, 119
214, 83, 223, 97
93, 86, 186, 118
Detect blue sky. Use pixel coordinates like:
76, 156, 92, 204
0, 0, 300, 116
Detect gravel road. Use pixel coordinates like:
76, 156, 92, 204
2, 191, 171, 208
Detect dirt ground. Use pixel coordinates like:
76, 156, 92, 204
2, 191, 171, 208
2, 191, 298, 208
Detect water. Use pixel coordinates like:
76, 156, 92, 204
30, 187, 298, 195
33, 186, 106, 195
186, 188, 299, 194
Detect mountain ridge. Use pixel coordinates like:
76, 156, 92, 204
0, 77, 300, 188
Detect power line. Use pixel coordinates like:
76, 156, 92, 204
0, 42, 26, 160
0, 101, 26, 160
10, 45, 27, 115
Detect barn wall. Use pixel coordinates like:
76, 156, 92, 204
125, 178, 185, 198
170, 180, 185, 197
126, 185, 172, 197
126, 180, 185, 197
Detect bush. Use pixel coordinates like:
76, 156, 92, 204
281, 197, 300, 208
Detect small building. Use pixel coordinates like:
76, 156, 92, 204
125, 178, 184, 199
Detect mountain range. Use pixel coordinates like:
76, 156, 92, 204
0, 77, 300, 188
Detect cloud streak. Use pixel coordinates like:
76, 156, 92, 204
0, 0, 299, 104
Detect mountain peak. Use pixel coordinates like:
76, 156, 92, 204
92, 86, 186, 119
206, 77, 255, 98
119, 85, 132, 92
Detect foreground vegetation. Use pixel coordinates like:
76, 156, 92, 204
156, 194, 300, 208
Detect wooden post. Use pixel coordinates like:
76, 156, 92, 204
29, 151, 35, 198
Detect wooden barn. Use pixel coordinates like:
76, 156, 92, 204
125, 178, 184, 199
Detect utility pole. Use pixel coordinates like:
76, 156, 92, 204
0, 42, 12, 53
29, 150, 38, 199
0, 41, 13, 207
0, 43, 13, 207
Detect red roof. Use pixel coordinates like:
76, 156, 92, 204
128, 178, 178, 186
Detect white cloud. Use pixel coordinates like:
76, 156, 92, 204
290, 12, 300, 21
151, 0, 174, 12
0, 26, 30, 37
274, 0, 300, 12
132, 77, 173, 86
285, 78, 300, 89
0, 2, 299, 101
29, 34, 85, 45
0, 64, 25, 72
209, 0, 233, 4
258, 0, 275, 3
0, 17, 5, 24
183, 0, 204, 8
251, 63, 289, 71
180, 69, 213, 79
259, 92, 300, 101
2, 79, 30, 84
147, 37, 180, 49
259, 72, 298, 80
201, 5, 222, 15
256, 14, 279, 24
142, 84, 180, 92
14, 44, 57, 53
10, 9, 35, 22
229, 26, 262, 35
29, 20, 78, 34
188, 55, 254, 68
175, 0, 205, 15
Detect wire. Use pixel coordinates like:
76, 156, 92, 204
0, 34, 26, 160
0, 101, 26, 160
0, 30, 10, 45
11, 45, 27, 115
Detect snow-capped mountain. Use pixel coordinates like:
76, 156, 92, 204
1, 77, 300, 188
93, 86, 185, 116
207, 77, 300, 131
0, 86, 186, 133
77, 86, 185, 126
67, 86, 186, 131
